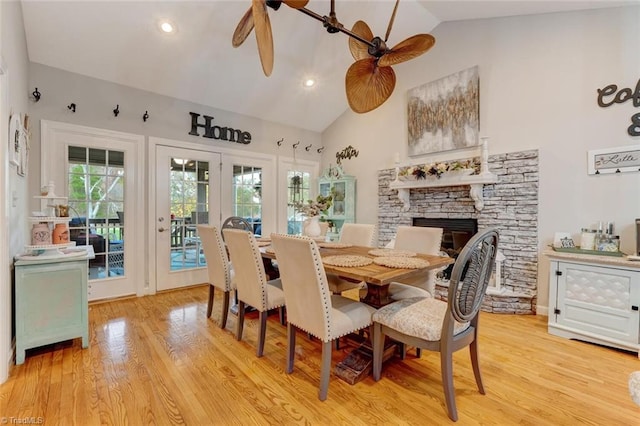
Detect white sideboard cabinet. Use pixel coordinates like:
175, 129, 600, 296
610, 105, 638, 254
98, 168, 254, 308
14, 254, 89, 364
546, 250, 640, 357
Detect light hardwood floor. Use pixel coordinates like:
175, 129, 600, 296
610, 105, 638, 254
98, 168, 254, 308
1, 285, 638, 425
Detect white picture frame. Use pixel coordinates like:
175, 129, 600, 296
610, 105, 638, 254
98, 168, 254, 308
587, 143, 640, 175
8, 113, 21, 167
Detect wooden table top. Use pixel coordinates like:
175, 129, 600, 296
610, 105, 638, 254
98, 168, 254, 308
261, 244, 454, 286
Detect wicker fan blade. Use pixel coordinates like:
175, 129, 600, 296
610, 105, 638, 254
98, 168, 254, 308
349, 20, 374, 61
378, 34, 435, 67
232, 7, 255, 48
252, 0, 274, 76
345, 59, 396, 114
283, 0, 309, 8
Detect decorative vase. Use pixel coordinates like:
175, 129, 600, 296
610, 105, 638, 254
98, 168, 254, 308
303, 216, 322, 238
31, 223, 51, 245
52, 223, 70, 244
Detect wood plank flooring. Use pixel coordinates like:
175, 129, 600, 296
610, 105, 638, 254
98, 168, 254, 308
1, 285, 639, 425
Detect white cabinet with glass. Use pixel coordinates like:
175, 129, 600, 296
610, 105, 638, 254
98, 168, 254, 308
318, 175, 356, 239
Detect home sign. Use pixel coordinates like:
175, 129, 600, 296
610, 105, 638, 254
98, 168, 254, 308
596, 78, 640, 136
188, 112, 252, 144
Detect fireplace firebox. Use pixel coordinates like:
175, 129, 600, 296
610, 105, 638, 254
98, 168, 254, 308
412, 218, 478, 279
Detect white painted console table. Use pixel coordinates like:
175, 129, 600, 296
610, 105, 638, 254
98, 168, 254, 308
545, 249, 640, 358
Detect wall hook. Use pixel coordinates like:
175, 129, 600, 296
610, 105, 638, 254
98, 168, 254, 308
293, 141, 300, 149
317, 147, 325, 153
143, 111, 149, 122
305, 144, 313, 152
276, 138, 284, 146
67, 103, 76, 113
113, 104, 120, 117
31, 88, 41, 102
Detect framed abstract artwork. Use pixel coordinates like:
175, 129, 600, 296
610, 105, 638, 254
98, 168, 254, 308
8, 113, 21, 167
407, 66, 480, 156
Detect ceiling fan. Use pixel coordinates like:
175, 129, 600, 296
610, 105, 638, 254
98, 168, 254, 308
232, 0, 435, 113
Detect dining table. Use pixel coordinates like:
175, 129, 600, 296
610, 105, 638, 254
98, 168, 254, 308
260, 243, 454, 308
260, 241, 454, 384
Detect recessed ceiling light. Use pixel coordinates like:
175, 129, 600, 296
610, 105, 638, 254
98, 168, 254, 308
159, 20, 175, 34
303, 78, 316, 88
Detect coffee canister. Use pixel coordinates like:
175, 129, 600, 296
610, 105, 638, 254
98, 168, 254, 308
52, 223, 70, 244
31, 223, 51, 245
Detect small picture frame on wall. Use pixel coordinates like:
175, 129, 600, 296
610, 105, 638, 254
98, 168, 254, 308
8, 113, 21, 167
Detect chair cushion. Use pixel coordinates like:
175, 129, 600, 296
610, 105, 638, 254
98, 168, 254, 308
373, 297, 470, 341
388, 282, 432, 300
265, 278, 285, 310
328, 295, 377, 340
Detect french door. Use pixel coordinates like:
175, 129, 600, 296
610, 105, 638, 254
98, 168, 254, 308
41, 121, 144, 301
155, 145, 221, 291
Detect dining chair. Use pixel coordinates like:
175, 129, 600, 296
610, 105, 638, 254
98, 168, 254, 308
197, 225, 235, 329
372, 227, 499, 421
221, 216, 253, 238
327, 223, 377, 294
223, 228, 286, 357
270, 233, 377, 401
387, 225, 444, 300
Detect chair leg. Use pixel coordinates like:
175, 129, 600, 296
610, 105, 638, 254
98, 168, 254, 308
334, 338, 340, 350
236, 301, 245, 341
220, 290, 230, 329
206, 284, 215, 318
399, 343, 407, 360
279, 306, 286, 325
372, 323, 384, 381
257, 311, 267, 357
286, 323, 296, 374
319, 341, 332, 401
440, 348, 458, 421
416, 348, 422, 358
470, 338, 485, 394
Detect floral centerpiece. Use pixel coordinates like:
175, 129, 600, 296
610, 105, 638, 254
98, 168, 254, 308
398, 158, 480, 180
293, 193, 333, 217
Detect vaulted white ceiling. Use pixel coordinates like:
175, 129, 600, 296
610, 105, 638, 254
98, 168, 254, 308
21, 0, 636, 132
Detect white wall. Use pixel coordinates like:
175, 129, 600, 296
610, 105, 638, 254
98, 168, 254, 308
28, 63, 323, 208
321, 6, 640, 313
1, 0, 30, 383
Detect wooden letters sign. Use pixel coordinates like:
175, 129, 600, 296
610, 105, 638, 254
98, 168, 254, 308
188, 112, 252, 144
596, 78, 640, 136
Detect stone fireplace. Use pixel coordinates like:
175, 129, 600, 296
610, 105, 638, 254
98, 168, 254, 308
378, 149, 539, 314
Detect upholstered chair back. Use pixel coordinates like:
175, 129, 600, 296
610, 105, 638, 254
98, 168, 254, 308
340, 223, 376, 246
197, 225, 232, 292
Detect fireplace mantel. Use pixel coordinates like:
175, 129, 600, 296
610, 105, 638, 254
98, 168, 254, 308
389, 172, 498, 211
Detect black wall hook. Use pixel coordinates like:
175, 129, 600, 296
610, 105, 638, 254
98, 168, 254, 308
32, 88, 41, 102
317, 147, 325, 153
67, 103, 76, 113
305, 144, 313, 152
113, 105, 120, 117
143, 111, 149, 122
276, 138, 284, 146
293, 141, 300, 149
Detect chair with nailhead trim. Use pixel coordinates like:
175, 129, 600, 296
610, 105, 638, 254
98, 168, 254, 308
271, 233, 377, 401
223, 228, 286, 357
326, 223, 377, 294
197, 225, 235, 328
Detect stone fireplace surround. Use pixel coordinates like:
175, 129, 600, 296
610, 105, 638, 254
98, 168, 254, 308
378, 149, 539, 314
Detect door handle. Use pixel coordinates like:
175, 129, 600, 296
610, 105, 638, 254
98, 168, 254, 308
158, 227, 167, 232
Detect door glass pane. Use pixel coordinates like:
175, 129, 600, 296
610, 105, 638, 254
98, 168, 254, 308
232, 165, 262, 235
170, 157, 208, 271
67, 145, 125, 279
287, 170, 310, 235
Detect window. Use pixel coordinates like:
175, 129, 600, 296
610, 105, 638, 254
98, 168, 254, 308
232, 165, 262, 235
170, 158, 209, 270
287, 170, 311, 235
67, 146, 124, 278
